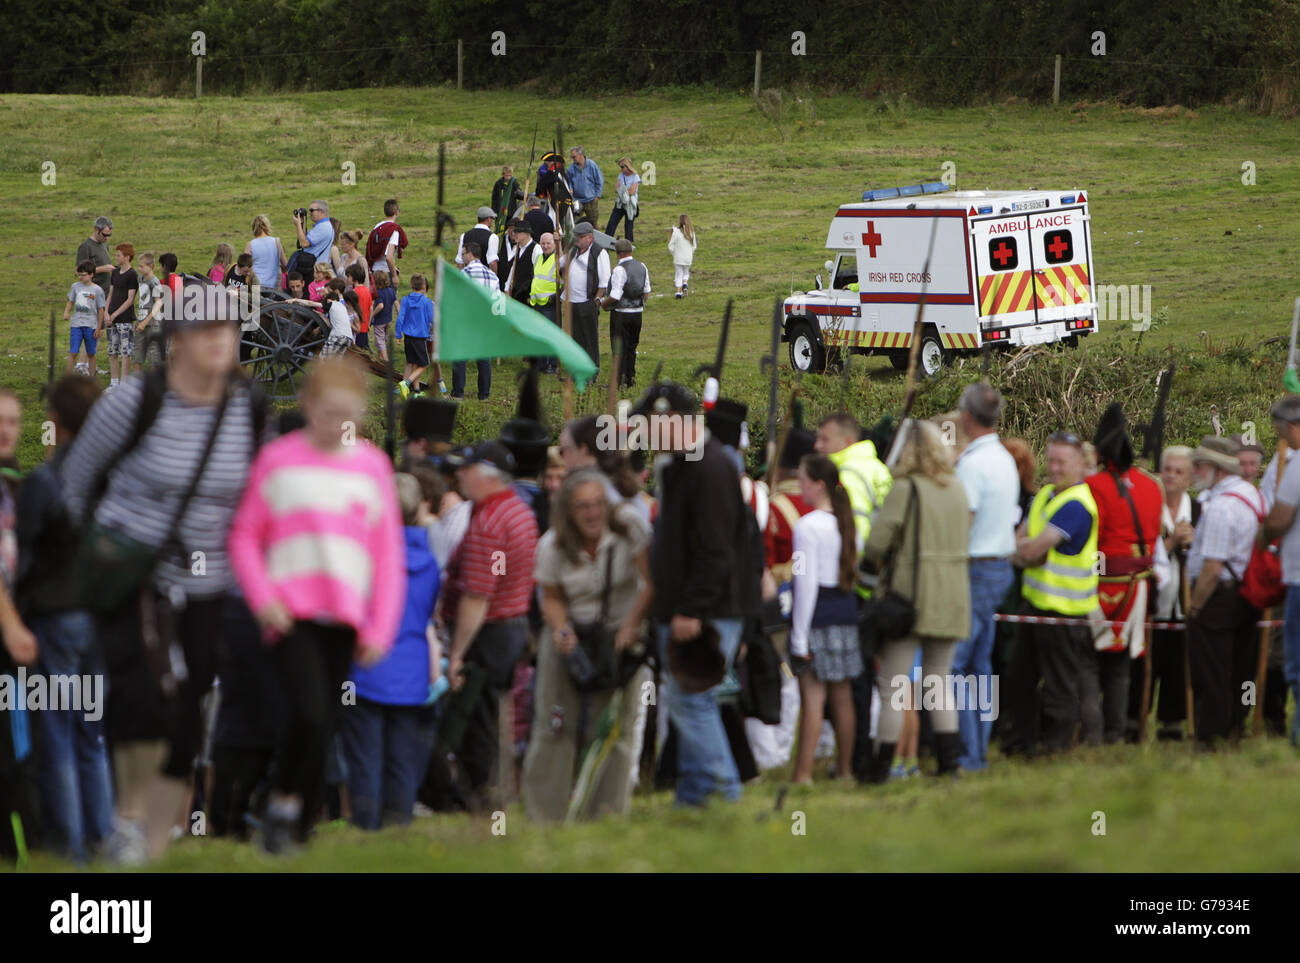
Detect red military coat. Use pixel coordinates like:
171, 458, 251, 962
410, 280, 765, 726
1086, 465, 1164, 651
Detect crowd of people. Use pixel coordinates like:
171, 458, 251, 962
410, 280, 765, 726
3, 178, 1292, 870
62, 145, 699, 408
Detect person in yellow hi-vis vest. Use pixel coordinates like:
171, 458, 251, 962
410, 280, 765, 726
1005, 430, 1102, 756
529, 231, 561, 374
814, 412, 893, 781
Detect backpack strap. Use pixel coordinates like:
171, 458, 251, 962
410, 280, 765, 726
1109, 469, 1148, 557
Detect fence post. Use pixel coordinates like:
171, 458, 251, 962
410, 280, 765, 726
1053, 54, 1061, 105
196, 56, 203, 99
753, 50, 762, 102
457, 39, 464, 90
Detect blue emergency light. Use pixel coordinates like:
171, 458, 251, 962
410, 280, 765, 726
862, 182, 950, 201
1060, 195, 1076, 204
978, 205, 993, 214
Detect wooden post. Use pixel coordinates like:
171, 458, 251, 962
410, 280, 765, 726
753, 50, 762, 102
1053, 54, 1061, 105
196, 56, 203, 99
457, 39, 464, 90
562, 251, 575, 421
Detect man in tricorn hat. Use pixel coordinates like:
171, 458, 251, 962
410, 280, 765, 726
1084, 402, 1163, 744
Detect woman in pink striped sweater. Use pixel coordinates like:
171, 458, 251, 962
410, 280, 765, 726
228, 356, 405, 853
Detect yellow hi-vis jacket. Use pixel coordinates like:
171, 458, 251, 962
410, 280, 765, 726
1021, 482, 1100, 616
530, 252, 557, 304
829, 439, 893, 549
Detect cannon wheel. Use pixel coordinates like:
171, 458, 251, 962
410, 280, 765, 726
240, 299, 330, 401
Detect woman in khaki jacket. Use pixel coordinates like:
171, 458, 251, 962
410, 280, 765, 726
862, 420, 971, 782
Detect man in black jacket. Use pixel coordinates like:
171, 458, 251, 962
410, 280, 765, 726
642, 381, 753, 806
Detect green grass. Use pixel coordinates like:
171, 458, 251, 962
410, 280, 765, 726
16, 736, 1300, 872
2, 89, 1299, 467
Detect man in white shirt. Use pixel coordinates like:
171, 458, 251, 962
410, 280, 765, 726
563, 221, 609, 375
1186, 435, 1263, 745
600, 238, 649, 388
950, 384, 1019, 770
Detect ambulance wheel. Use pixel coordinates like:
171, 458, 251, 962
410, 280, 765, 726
788, 321, 825, 373
919, 332, 948, 379
888, 350, 910, 371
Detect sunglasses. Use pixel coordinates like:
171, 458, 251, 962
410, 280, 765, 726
1047, 431, 1083, 447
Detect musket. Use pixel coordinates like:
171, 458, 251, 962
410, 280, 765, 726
694, 299, 733, 409
760, 298, 782, 486
434, 142, 455, 254
522, 123, 539, 205
1134, 364, 1174, 741
886, 217, 941, 465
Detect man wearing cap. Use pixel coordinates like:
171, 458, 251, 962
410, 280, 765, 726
600, 238, 649, 389
564, 222, 609, 375
1185, 435, 1264, 744
501, 221, 539, 306
456, 207, 500, 274
950, 384, 1020, 768
441, 440, 539, 804
567, 147, 604, 227
1261, 396, 1300, 744
1006, 430, 1102, 755
1084, 403, 1163, 745
643, 382, 754, 806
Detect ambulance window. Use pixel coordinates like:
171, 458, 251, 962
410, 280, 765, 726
1043, 229, 1074, 264
833, 254, 858, 289
987, 236, 1018, 271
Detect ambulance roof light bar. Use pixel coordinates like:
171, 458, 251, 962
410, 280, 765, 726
862, 181, 950, 202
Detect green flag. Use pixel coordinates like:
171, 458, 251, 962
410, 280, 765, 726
435, 258, 597, 390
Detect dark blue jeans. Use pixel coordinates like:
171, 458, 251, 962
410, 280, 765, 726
340, 697, 437, 829
605, 205, 635, 242
30, 610, 115, 862
949, 559, 1015, 769
451, 360, 491, 399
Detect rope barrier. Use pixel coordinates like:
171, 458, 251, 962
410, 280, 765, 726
993, 613, 1283, 630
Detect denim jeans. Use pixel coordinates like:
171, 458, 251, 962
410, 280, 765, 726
605, 206, 635, 242
30, 610, 115, 862
340, 697, 437, 829
949, 560, 1014, 770
451, 360, 491, 399
657, 617, 744, 806
1282, 586, 1300, 743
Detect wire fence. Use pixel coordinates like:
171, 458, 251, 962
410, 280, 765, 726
13, 38, 1286, 109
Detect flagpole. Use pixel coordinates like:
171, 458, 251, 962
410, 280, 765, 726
562, 245, 575, 421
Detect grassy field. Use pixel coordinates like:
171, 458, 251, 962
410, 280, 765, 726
2, 89, 1298, 466
4, 88, 1299, 873
17, 736, 1300, 872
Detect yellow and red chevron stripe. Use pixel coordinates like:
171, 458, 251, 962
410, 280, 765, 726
941, 332, 979, 349
979, 270, 1035, 317
1034, 264, 1091, 309
824, 329, 913, 349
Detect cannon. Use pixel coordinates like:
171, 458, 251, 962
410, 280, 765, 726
238, 290, 332, 400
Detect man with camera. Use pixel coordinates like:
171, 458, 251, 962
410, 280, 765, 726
290, 200, 335, 277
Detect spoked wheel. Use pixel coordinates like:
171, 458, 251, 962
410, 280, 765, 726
240, 300, 329, 401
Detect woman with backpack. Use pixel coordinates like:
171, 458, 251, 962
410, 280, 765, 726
61, 301, 266, 864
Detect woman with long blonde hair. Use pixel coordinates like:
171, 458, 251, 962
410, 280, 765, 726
246, 214, 288, 291
667, 214, 697, 298
861, 419, 972, 783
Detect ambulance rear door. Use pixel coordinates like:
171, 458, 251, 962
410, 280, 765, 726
970, 210, 1036, 339
1026, 198, 1094, 327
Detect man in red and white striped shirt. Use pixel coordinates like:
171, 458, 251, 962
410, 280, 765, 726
443, 440, 539, 799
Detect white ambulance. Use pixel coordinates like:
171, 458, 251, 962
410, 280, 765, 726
782, 183, 1098, 377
